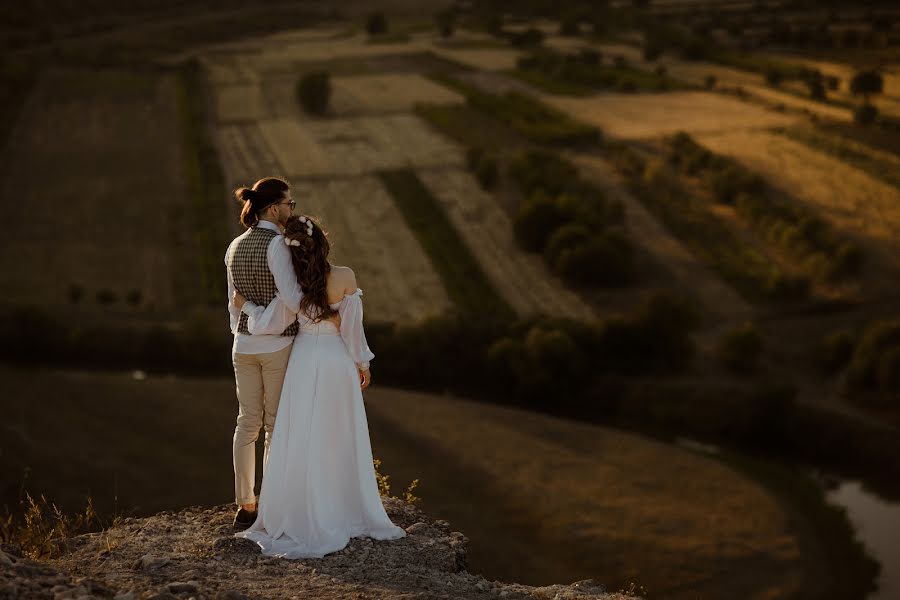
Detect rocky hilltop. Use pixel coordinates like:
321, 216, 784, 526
1, 498, 636, 600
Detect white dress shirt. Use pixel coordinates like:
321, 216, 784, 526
225, 220, 303, 356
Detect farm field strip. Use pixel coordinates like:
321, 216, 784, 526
0, 68, 187, 310
543, 90, 797, 139
258, 114, 464, 178
291, 176, 453, 323
417, 168, 596, 320
694, 129, 900, 278
330, 74, 465, 115
568, 154, 754, 323
214, 83, 265, 123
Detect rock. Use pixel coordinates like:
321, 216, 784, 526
166, 581, 198, 594
113, 593, 135, 600
215, 591, 250, 600
405, 521, 429, 535
0, 550, 13, 567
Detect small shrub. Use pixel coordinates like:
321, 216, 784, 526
704, 75, 717, 90
613, 55, 627, 69
708, 165, 765, 204
435, 9, 455, 38
366, 12, 388, 35
846, 319, 900, 391
297, 71, 330, 116
559, 17, 580, 36
509, 28, 544, 47
544, 224, 591, 266
765, 68, 783, 87
877, 347, 900, 394
643, 40, 663, 61
513, 190, 570, 252
126, 289, 143, 307
96, 289, 117, 305
475, 157, 499, 190
655, 64, 668, 78
807, 78, 826, 100
717, 322, 763, 373
854, 103, 878, 125
554, 230, 634, 288
68, 284, 84, 304
816, 330, 855, 374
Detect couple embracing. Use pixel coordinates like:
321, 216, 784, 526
224, 177, 406, 559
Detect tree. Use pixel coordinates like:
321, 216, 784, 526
297, 71, 330, 116
850, 70, 883, 104
435, 9, 455, 38
366, 12, 388, 36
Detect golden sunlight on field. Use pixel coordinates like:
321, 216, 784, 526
544, 90, 796, 139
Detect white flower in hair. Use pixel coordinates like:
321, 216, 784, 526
306, 223, 314, 236
299, 216, 307, 224
284, 237, 301, 247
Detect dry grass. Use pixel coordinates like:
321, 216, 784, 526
694, 130, 900, 269
0, 68, 191, 312
256, 114, 464, 179
431, 47, 524, 71
417, 168, 595, 320
364, 386, 806, 600
543, 90, 796, 139
331, 73, 465, 115
292, 176, 452, 323
214, 83, 266, 122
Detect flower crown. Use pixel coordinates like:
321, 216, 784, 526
283, 216, 314, 246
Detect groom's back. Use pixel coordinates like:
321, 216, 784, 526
226, 227, 299, 337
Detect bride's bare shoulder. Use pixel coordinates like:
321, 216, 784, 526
328, 265, 358, 295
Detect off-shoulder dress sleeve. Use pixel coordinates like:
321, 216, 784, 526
339, 288, 374, 370
241, 296, 297, 335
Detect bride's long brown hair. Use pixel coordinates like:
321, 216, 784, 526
283, 215, 338, 323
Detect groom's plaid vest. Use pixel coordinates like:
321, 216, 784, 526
226, 227, 300, 337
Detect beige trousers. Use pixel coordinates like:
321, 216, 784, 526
232, 343, 292, 506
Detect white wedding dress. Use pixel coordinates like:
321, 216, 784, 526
234, 288, 406, 558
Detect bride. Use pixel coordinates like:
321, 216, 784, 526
231, 214, 406, 558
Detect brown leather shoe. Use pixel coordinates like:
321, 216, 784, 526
233, 507, 257, 529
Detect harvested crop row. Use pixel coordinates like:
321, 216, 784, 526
259, 114, 464, 178
417, 168, 596, 320
291, 176, 453, 323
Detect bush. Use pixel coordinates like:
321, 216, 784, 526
544, 223, 591, 266
435, 9, 455, 38
717, 322, 763, 373
765, 68, 783, 87
877, 347, 900, 394
68, 284, 84, 304
366, 12, 388, 35
553, 231, 634, 288
475, 157, 498, 190
559, 17, 580, 36
513, 190, 570, 252
643, 40, 663, 61
854, 103, 878, 125
807, 78, 826, 100
126, 289, 143, 307
613, 55, 627, 69
96, 289, 116, 305
509, 28, 544, 47
704, 75, 717, 89
816, 330, 855, 374
508, 150, 580, 196
708, 165, 765, 204
847, 319, 900, 391
296, 71, 330, 116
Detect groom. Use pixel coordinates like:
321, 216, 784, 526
224, 177, 302, 529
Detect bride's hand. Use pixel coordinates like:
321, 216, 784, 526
232, 290, 247, 309
359, 368, 371, 390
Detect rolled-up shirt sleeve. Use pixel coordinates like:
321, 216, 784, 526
267, 235, 302, 313
338, 288, 375, 370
